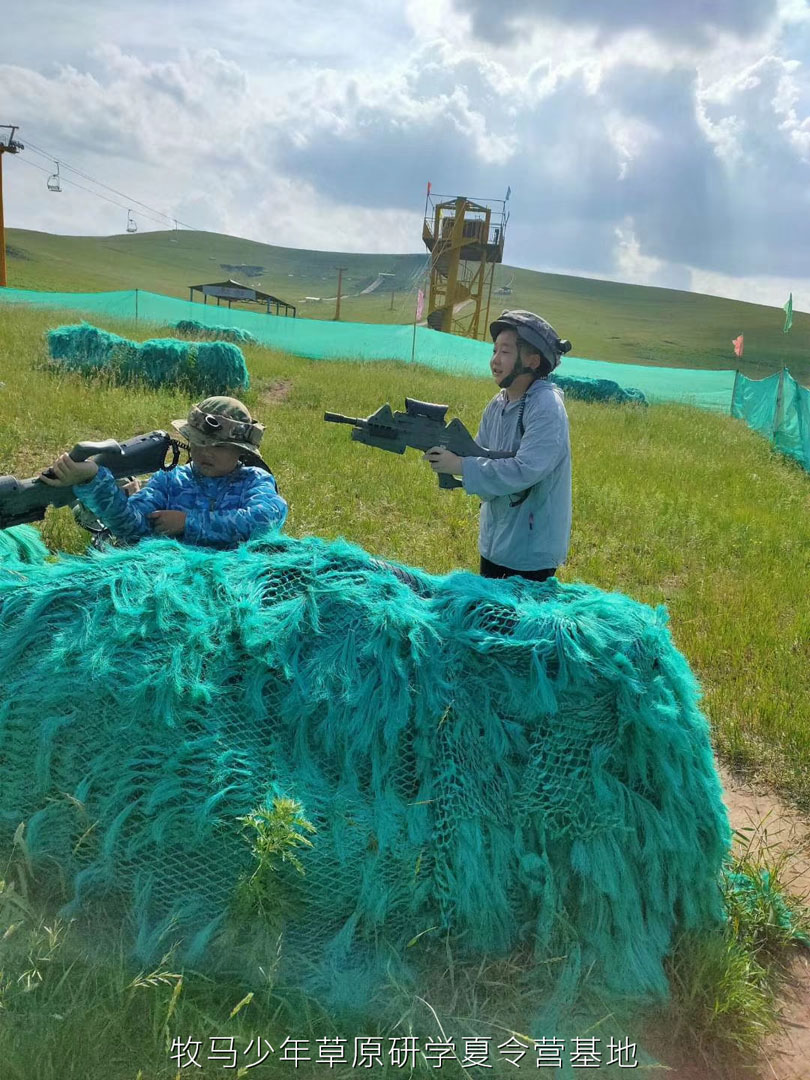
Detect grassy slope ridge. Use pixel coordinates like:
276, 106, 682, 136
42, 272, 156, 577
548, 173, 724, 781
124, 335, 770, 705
6, 227, 810, 384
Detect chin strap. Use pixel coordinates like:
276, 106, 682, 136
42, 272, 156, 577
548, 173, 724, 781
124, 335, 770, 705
500, 361, 542, 389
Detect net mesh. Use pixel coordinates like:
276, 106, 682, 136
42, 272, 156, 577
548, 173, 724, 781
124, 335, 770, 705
0, 533, 730, 1015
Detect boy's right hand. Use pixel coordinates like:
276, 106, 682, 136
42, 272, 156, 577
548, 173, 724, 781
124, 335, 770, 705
39, 453, 99, 487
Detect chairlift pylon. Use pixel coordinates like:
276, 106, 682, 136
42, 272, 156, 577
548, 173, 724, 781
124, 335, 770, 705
47, 162, 61, 193
126, 210, 137, 234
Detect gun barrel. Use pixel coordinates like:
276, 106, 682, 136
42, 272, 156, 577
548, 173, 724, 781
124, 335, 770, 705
0, 430, 176, 532
324, 412, 362, 426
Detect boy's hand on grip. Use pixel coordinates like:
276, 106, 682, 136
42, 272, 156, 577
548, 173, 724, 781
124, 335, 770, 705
423, 446, 463, 475
39, 453, 99, 487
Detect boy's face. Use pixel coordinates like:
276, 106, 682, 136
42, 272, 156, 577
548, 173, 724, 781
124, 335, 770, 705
189, 443, 242, 477
492, 329, 526, 386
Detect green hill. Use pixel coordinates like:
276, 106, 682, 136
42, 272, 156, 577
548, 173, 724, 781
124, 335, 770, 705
6, 227, 808, 383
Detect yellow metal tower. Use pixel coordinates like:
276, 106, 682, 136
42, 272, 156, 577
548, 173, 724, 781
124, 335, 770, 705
422, 193, 507, 340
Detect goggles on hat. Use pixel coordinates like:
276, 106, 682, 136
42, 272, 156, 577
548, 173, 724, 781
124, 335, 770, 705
187, 406, 265, 447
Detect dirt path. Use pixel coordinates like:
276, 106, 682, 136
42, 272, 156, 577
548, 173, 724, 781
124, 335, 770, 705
655, 766, 810, 1080
258, 378, 293, 406
720, 766, 810, 1080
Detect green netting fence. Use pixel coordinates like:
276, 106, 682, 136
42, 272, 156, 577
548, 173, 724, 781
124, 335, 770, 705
0, 532, 730, 1021
1, 286, 736, 409
732, 368, 810, 470
4, 285, 809, 468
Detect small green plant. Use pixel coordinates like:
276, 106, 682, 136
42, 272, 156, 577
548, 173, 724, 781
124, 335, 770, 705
723, 826, 810, 955
233, 798, 316, 925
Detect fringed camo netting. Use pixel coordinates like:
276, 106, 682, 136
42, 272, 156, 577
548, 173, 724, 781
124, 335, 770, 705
0, 524, 50, 566
172, 320, 257, 344
0, 534, 729, 1015
47, 322, 249, 395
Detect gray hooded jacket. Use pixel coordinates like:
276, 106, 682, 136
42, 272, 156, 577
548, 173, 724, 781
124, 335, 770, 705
460, 379, 572, 570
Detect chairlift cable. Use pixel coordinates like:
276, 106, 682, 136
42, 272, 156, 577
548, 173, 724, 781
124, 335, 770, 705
16, 157, 175, 227
23, 138, 195, 230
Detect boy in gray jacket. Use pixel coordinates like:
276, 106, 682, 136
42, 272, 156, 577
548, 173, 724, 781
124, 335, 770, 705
425, 310, 572, 582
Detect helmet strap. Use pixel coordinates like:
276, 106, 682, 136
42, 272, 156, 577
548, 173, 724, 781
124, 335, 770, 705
499, 346, 542, 388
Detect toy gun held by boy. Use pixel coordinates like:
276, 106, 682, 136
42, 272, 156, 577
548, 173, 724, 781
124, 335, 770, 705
0, 431, 187, 531
324, 398, 513, 489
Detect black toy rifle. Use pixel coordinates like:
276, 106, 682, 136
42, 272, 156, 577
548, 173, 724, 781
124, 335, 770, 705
0, 431, 187, 531
324, 398, 514, 489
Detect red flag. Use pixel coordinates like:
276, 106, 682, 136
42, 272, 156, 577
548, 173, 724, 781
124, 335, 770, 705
426, 181, 431, 196
732, 334, 744, 357
416, 289, 424, 321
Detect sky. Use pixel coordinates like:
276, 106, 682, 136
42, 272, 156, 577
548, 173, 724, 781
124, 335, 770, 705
3, 0, 810, 307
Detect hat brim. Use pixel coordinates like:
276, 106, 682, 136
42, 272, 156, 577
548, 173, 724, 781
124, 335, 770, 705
171, 419, 258, 457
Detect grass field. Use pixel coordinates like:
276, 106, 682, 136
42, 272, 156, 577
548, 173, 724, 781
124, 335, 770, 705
6, 226, 810, 384
1, 303, 809, 1078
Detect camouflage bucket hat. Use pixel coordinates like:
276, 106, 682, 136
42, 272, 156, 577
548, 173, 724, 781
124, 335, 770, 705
172, 396, 265, 456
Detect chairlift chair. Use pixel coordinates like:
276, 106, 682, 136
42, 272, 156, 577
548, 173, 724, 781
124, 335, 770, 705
47, 162, 61, 192
126, 210, 137, 234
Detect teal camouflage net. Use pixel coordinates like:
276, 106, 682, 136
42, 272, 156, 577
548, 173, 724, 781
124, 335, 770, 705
47, 322, 249, 395
172, 320, 257, 344
0, 524, 50, 566
0, 534, 729, 1016
552, 373, 647, 405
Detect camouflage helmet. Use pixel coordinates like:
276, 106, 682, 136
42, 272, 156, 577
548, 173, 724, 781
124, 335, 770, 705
172, 396, 265, 456
490, 310, 572, 374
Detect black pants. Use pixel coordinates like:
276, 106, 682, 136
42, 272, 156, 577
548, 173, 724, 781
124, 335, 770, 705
480, 556, 556, 583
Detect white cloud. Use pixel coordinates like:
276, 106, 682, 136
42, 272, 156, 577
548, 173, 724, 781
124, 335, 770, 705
689, 266, 809, 309
613, 222, 668, 283
3, 0, 810, 308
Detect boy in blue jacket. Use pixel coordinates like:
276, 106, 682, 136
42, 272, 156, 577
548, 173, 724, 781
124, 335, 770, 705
42, 396, 287, 549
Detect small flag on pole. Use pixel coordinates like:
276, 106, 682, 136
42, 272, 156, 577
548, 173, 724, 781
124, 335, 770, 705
732, 334, 744, 358
505, 185, 511, 201
416, 289, 424, 321
426, 181, 431, 196
783, 292, 793, 333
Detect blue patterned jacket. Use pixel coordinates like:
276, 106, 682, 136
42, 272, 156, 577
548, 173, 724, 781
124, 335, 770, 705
74, 463, 288, 549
